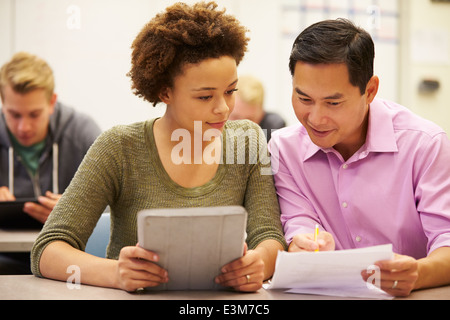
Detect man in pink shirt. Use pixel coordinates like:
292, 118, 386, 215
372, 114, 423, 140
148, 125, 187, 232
269, 19, 450, 297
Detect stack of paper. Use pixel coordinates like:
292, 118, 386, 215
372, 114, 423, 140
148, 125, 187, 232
265, 244, 394, 299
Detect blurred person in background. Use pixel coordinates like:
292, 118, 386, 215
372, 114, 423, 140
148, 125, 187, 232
229, 75, 285, 141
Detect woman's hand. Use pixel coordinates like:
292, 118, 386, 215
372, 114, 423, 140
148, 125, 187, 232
214, 244, 265, 292
116, 244, 169, 292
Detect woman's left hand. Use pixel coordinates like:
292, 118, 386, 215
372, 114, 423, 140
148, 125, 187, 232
214, 245, 265, 292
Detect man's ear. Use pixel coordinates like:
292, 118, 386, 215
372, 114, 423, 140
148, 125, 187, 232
365, 75, 379, 104
48, 93, 57, 115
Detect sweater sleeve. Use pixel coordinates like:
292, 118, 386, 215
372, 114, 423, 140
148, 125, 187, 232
238, 122, 287, 251
30, 126, 124, 277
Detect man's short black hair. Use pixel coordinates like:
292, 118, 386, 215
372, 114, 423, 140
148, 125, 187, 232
289, 18, 375, 95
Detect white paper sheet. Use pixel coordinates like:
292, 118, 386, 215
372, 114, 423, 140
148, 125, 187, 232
265, 244, 394, 299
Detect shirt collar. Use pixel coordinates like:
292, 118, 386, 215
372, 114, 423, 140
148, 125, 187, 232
303, 98, 398, 162
364, 99, 398, 153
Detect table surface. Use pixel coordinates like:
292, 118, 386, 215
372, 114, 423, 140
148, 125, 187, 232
0, 275, 449, 300
0, 229, 39, 252
1, 230, 449, 301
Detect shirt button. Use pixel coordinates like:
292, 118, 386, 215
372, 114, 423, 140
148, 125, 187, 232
342, 202, 348, 208
342, 164, 348, 169
355, 236, 362, 242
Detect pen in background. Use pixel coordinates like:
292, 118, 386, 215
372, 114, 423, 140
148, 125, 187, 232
314, 224, 319, 252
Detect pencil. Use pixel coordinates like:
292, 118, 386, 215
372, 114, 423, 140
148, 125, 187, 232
314, 224, 319, 252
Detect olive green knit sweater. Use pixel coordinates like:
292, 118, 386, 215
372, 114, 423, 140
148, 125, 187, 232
31, 119, 286, 276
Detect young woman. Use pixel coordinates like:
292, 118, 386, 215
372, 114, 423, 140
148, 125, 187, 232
31, 1, 286, 292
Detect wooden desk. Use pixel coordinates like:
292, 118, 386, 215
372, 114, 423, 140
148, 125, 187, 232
0, 229, 39, 252
0, 275, 449, 300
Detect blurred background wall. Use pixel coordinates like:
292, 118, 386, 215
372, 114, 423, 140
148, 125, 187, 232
1, 0, 449, 133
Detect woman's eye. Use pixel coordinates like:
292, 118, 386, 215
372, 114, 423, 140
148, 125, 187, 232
199, 96, 212, 101
226, 89, 238, 95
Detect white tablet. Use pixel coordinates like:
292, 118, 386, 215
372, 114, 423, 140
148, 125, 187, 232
137, 206, 247, 290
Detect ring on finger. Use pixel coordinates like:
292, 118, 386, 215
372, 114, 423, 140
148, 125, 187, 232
246, 274, 250, 283
391, 280, 398, 289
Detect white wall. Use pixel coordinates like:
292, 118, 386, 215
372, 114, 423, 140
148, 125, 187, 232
399, 0, 450, 134
0, 0, 13, 65
2, 0, 447, 133
4, 0, 169, 130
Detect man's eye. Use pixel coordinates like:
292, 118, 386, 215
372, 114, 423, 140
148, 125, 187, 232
9, 113, 21, 119
299, 97, 312, 103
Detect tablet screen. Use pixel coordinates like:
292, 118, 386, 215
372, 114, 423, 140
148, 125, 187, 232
0, 198, 43, 229
138, 206, 247, 290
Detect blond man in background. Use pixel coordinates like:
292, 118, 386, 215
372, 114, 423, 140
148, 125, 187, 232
0, 52, 101, 273
229, 75, 285, 141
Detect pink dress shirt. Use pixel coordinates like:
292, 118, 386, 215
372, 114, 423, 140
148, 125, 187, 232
269, 99, 450, 259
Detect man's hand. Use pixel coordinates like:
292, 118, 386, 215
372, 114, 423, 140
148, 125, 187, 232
288, 230, 335, 252
23, 191, 62, 223
0, 186, 15, 201
361, 253, 419, 297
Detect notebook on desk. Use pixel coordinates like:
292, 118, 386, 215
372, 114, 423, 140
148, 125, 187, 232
0, 198, 43, 229
137, 206, 247, 290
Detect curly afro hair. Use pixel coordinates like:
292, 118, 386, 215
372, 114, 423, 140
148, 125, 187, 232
128, 1, 249, 106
